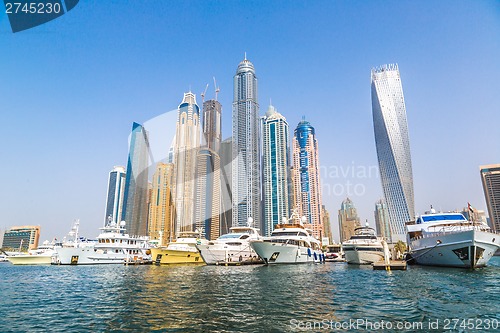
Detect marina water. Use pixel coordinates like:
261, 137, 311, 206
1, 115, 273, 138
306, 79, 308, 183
1, 258, 499, 332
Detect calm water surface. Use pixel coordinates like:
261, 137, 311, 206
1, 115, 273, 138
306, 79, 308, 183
1, 258, 499, 332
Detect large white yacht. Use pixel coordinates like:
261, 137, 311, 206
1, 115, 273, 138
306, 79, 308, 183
55, 220, 151, 265
196, 218, 262, 265
6, 240, 59, 265
406, 210, 500, 268
249, 212, 323, 264
342, 225, 385, 265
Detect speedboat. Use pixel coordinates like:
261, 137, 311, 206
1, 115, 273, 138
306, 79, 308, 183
196, 219, 262, 265
406, 210, 500, 268
249, 212, 324, 264
324, 244, 345, 262
151, 231, 208, 264
342, 225, 385, 264
55, 220, 150, 265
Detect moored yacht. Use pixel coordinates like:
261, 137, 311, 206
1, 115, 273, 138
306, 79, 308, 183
342, 225, 385, 265
324, 244, 345, 262
406, 210, 500, 268
55, 220, 151, 265
6, 240, 58, 265
196, 218, 262, 265
250, 212, 323, 264
151, 230, 208, 264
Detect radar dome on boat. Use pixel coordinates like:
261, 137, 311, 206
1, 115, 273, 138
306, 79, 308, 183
301, 216, 307, 224
120, 221, 126, 227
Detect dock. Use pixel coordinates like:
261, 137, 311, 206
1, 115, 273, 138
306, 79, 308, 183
372, 260, 407, 270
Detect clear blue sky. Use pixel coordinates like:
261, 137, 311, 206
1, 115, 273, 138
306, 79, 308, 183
1, 1, 499, 242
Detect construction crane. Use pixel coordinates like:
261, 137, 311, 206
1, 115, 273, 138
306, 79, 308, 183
201, 83, 209, 103
213, 77, 220, 101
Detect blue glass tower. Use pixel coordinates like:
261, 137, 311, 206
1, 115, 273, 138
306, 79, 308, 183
122, 122, 151, 236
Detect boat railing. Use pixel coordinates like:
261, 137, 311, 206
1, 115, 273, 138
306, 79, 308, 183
412, 224, 490, 240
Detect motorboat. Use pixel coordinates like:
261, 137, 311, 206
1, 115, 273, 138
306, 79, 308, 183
324, 244, 345, 262
196, 218, 262, 265
343, 224, 385, 264
55, 220, 150, 265
151, 230, 208, 264
249, 211, 324, 264
6, 240, 58, 265
406, 210, 500, 268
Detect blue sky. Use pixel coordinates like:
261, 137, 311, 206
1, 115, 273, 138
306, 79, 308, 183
1, 1, 499, 242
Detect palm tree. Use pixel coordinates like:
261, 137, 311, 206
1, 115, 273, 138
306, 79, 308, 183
393, 240, 407, 259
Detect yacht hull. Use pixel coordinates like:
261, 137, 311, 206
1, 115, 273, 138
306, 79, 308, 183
7, 255, 53, 265
343, 247, 385, 265
409, 229, 500, 268
55, 247, 136, 265
151, 247, 204, 264
196, 244, 259, 265
250, 241, 322, 264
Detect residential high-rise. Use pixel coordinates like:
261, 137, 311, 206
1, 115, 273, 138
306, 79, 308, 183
232, 56, 261, 229
371, 64, 415, 241
480, 164, 500, 232
148, 163, 174, 246
1, 226, 40, 251
292, 119, 323, 239
374, 199, 392, 243
338, 198, 361, 243
321, 205, 332, 245
104, 166, 126, 225
195, 99, 222, 240
262, 104, 290, 236
220, 137, 233, 236
122, 122, 151, 236
173, 92, 201, 235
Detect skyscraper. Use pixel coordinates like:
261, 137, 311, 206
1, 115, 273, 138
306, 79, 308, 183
232, 56, 261, 229
148, 162, 174, 246
321, 205, 332, 245
262, 104, 290, 236
480, 164, 500, 233
374, 199, 392, 243
220, 137, 233, 236
122, 122, 151, 236
338, 198, 361, 243
292, 119, 323, 239
194, 99, 222, 240
173, 92, 200, 235
371, 64, 415, 241
104, 166, 126, 225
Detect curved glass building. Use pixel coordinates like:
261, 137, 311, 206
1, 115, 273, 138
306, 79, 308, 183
371, 64, 415, 241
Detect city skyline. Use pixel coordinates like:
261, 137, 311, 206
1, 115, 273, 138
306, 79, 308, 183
2, 1, 499, 242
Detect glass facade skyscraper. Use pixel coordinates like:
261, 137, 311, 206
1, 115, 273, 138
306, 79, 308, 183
374, 199, 392, 243
292, 119, 323, 239
371, 64, 415, 241
173, 92, 200, 235
338, 198, 360, 243
262, 104, 290, 236
232, 56, 261, 229
122, 122, 151, 236
104, 166, 126, 225
480, 164, 500, 233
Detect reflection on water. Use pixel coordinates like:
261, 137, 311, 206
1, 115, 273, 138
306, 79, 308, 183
0, 258, 499, 332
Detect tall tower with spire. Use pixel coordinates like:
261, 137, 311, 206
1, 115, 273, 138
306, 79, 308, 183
173, 92, 200, 235
262, 104, 290, 236
232, 55, 261, 229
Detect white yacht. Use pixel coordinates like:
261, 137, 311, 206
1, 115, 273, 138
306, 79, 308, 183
342, 225, 385, 265
6, 240, 58, 265
196, 219, 262, 265
55, 220, 151, 265
250, 213, 324, 264
406, 210, 500, 268
324, 244, 345, 262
